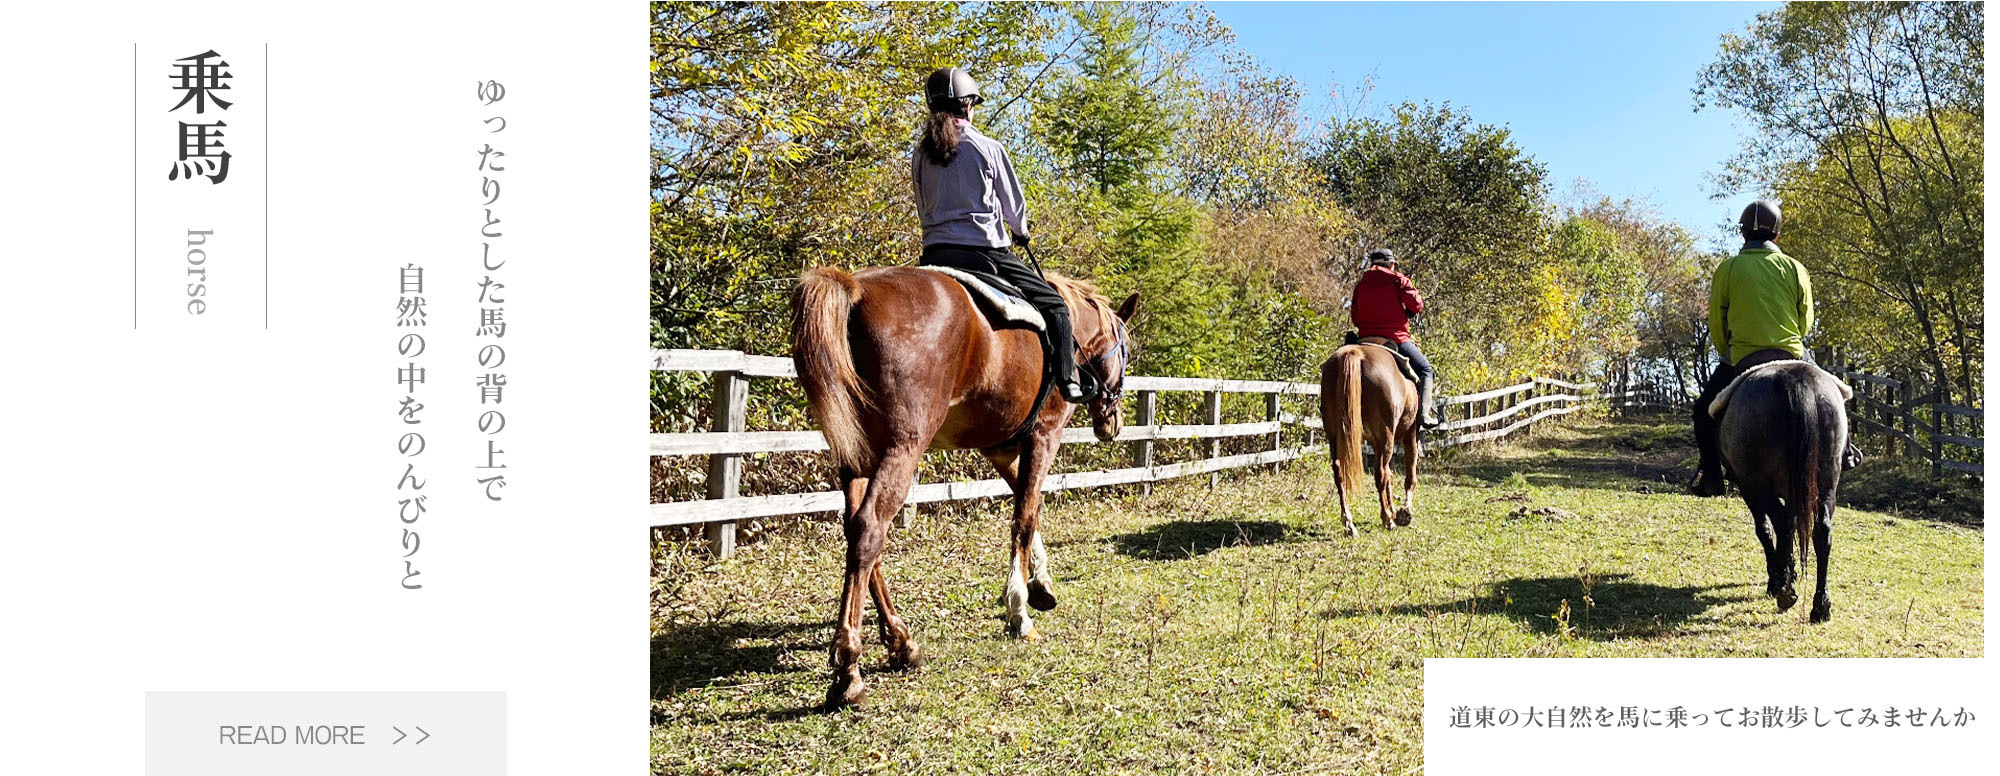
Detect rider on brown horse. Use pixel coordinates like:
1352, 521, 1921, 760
1350, 249, 1439, 428
911, 66, 1096, 404
1690, 199, 1862, 496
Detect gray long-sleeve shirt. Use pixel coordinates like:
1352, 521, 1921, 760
911, 119, 1028, 248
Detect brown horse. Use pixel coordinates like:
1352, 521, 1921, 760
1319, 342, 1422, 537
791, 265, 1137, 710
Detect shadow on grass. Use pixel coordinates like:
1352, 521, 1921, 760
1836, 458, 1984, 528
1110, 519, 1293, 560
1445, 457, 1688, 490
651, 620, 825, 700
1327, 574, 1759, 641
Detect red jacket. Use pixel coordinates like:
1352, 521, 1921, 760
1350, 265, 1425, 343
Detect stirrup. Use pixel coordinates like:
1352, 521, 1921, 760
1058, 370, 1099, 404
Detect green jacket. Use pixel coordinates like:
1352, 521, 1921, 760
1709, 245, 1813, 365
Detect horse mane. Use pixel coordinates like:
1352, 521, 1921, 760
1044, 272, 1119, 350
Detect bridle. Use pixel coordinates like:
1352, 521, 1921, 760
1085, 311, 1131, 402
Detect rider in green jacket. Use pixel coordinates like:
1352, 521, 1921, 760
1690, 199, 1861, 496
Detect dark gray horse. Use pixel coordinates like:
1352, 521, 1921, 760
1709, 360, 1852, 623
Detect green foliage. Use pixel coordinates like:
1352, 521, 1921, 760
1307, 101, 1568, 387
1038, 3, 1179, 195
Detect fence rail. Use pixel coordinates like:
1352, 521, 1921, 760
1816, 349, 1983, 480
654, 348, 1604, 556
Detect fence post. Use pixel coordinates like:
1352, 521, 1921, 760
1897, 376, 1914, 463
1874, 378, 1892, 457
1132, 389, 1157, 495
705, 370, 747, 558
1266, 391, 1283, 473
1931, 403, 1946, 479
1205, 390, 1223, 489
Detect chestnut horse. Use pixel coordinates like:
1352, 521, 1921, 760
791, 265, 1137, 710
1319, 342, 1422, 537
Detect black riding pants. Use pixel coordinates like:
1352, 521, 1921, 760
919, 243, 1079, 382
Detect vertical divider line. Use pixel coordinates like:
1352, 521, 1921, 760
133, 42, 138, 330
265, 42, 270, 330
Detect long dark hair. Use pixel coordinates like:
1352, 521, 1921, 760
919, 99, 972, 166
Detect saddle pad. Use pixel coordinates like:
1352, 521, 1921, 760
1359, 342, 1421, 383
1708, 360, 1854, 418
920, 266, 1045, 331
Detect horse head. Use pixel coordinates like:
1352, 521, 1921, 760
1082, 292, 1139, 442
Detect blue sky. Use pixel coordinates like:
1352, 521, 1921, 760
1209, 1, 1781, 248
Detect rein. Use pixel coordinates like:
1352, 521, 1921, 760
997, 244, 1129, 447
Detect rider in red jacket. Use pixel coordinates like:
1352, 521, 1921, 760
1350, 249, 1437, 427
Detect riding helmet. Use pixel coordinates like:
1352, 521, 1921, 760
1739, 199, 1782, 240
1366, 248, 1396, 266
924, 67, 983, 111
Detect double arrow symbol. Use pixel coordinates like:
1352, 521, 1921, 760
390, 726, 431, 745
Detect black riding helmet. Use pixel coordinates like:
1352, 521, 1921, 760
1739, 199, 1781, 241
925, 67, 983, 112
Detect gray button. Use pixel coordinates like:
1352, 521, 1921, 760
147, 691, 505, 775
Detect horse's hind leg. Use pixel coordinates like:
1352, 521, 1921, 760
1765, 494, 1800, 613
825, 450, 919, 710
1744, 491, 1788, 608
863, 459, 924, 669
826, 472, 874, 709
1371, 431, 1396, 530
1394, 425, 1419, 527
1331, 446, 1359, 538
870, 557, 921, 671
1808, 506, 1833, 623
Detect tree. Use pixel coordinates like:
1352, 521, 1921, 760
1696, 1, 1983, 404
1306, 102, 1557, 386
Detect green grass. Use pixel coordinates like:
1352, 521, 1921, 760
651, 414, 1982, 775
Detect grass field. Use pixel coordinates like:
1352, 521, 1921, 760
651, 413, 1982, 775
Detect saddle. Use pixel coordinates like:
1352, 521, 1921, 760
919, 265, 1059, 447
1708, 359, 1854, 418
1346, 332, 1422, 384
919, 266, 1045, 331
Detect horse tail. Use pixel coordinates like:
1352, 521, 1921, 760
1789, 382, 1821, 583
792, 268, 873, 472
1325, 348, 1366, 499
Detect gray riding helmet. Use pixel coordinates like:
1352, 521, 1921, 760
924, 66, 983, 110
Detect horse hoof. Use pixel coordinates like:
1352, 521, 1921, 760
1006, 621, 1040, 641
1344, 524, 1359, 538
1394, 508, 1413, 527
1774, 586, 1799, 612
823, 676, 868, 711
1027, 583, 1058, 612
1809, 601, 1832, 624
886, 644, 924, 672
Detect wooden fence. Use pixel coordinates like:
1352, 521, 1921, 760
653, 349, 1604, 557
1816, 351, 1983, 479
1599, 353, 1982, 480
